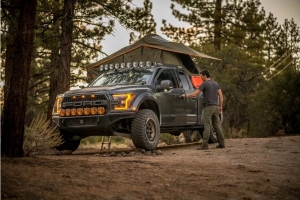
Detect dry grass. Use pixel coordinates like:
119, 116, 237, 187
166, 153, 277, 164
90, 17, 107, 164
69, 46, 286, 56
23, 113, 63, 156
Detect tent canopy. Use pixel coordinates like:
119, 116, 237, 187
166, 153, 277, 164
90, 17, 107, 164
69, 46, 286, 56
86, 34, 221, 79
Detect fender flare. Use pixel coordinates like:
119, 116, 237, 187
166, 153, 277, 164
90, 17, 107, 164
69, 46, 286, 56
132, 92, 161, 123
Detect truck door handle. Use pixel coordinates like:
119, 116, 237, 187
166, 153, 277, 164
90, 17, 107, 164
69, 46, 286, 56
191, 97, 196, 101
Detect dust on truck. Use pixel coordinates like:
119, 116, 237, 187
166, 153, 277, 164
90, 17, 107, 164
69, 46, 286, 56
51, 34, 221, 151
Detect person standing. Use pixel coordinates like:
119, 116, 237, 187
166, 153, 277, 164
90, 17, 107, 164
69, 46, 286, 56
181, 69, 225, 150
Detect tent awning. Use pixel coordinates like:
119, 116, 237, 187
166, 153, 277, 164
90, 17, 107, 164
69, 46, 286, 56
86, 34, 221, 70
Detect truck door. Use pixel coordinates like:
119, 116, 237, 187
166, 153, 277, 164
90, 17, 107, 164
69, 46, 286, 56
178, 71, 197, 124
155, 69, 186, 126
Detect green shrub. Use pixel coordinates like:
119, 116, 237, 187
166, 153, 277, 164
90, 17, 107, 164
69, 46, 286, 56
159, 133, 179, 145
80, 136, 125, 145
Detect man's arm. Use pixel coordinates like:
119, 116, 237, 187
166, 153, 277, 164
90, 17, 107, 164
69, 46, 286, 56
181, 89, 201, 98
218, 89, 223, 113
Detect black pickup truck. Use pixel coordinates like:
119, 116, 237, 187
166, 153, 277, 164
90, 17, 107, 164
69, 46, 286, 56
52, 62, 218, 151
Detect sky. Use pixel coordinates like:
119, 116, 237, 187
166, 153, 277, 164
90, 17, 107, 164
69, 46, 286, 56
100, 0, 300, 56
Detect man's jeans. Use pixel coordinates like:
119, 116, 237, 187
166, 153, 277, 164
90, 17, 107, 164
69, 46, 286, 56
202, 105, 225, 146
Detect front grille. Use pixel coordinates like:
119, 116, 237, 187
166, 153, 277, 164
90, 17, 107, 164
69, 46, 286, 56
63, 94, 107, 103
62, 94, 108, 110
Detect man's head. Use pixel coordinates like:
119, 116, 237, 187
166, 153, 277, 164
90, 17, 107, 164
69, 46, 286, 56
200, 69, 210, 81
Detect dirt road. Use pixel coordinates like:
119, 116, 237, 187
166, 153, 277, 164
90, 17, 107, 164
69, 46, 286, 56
2, 135, 300, 200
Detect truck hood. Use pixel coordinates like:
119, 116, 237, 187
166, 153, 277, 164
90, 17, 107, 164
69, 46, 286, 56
63, 85, 151, 96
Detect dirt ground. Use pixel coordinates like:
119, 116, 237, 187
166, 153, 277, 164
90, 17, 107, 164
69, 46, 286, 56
2, 135, 300, 200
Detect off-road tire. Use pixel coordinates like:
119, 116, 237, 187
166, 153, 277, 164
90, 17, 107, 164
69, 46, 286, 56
131, 109, 160, 151
55, 129, 81, 151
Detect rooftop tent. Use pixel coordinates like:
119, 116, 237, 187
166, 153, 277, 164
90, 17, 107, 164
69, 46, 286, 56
86, 34, 221, 79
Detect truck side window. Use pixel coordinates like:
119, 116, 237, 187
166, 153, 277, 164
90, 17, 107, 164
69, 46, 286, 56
179, 72, 192, 90
156, 69, 179, 88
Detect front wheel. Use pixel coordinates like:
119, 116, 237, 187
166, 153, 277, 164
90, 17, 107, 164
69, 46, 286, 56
131, 109, 160, 151
55, 129, 81, 152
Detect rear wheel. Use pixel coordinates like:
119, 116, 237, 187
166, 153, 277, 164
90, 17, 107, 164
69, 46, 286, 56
199, 127, 218, 144
55, 129, 81, 151
182, 130, 202, 143
182, 130, 192, 143
208, 127, 218, 144
131, 109, 160, 151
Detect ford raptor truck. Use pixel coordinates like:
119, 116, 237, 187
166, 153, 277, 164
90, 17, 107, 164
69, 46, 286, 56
52, 62, 219, 151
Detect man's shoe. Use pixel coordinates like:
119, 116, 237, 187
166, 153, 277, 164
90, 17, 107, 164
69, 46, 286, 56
216, 144, 225, 148
197, 144, 208, 150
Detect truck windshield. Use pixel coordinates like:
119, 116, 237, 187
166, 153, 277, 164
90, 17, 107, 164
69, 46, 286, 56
89, 68, 154, 87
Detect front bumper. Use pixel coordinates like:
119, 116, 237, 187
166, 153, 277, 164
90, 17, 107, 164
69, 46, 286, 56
52, 112, 136, 137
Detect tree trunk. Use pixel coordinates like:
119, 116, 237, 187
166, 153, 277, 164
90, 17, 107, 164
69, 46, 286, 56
57, 0, 75, 95
1, 0, 37, 157
47, 49, 60, 119
47, 0, 61, 120
214, 0, 222, 50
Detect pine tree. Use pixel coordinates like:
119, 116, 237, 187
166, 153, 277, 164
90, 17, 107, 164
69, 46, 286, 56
161, 0, 267, 53
263, 13, 280, 64
14, 0, 157, 119
1, 0, 37, 157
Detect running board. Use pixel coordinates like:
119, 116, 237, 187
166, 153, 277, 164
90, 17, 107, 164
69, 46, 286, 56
160, 125, 204, 132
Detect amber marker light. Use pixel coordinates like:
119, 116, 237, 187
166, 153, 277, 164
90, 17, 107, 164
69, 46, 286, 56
91, 107, 97, 115
60, 109, 65, 117
71, 108, 77, 116
132, 106, 137, 111
72, 96, 76, 99
65, 109, 71, 116
84, 108, 90, 115
91, 94, 95, 98
81, 95, 85, 99
97, 107, 105, 114
77, 108, 83, 115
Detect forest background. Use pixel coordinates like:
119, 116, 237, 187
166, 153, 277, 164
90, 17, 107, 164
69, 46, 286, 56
1, 0, 300, 157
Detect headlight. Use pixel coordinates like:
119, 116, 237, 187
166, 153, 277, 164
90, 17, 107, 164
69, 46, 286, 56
126, 62, 132, 68
71, 108, 77, 116
133, 62, 138, 68
139, 61, 145, 68
65, 109, 71, 116
99, 65, 104, 71
112, 94, 135, 110
84, 108, 90, 115
146, 61, 152, 67
77, 108, 83, 115
53, 96, 63, 114
120, 63, 126, 69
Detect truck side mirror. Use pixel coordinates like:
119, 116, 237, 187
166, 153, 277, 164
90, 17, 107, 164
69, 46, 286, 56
160, 80, 173, 90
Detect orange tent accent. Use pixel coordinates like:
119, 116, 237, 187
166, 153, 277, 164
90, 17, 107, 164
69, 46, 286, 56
191, 76, 203, 89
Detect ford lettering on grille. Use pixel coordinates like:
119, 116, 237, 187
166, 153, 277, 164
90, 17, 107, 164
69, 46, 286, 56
63, 100, 107, 107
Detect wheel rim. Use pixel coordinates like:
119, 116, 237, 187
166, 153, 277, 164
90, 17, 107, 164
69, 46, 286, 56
146, 117, 156, 141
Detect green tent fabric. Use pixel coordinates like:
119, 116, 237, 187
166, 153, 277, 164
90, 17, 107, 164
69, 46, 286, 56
86, 34, 221, 79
